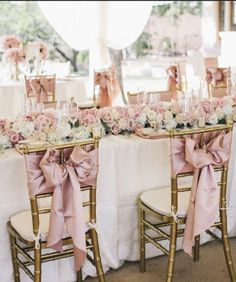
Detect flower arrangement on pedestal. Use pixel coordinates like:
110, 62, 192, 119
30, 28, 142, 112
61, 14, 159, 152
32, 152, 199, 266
0, 35, 26, 80
25, 41, 48, 75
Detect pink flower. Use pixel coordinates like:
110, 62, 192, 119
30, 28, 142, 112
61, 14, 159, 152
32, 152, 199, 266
99, 109, 113, 124
200, 100, 213, 114
9, 133, 21, 144
3, 47, 26, 63
83, 114, 97, 127
0, 35, 21, 50
126, 118, 137, 131
212, 98, 224, 108
169, 103, 181, 115
110, 123, 121, 135
27, 41, 48, 60
36, 114, 54, 130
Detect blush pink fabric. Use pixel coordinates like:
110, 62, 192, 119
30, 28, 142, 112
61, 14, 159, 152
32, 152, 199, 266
25, 77, 56, 103
24, 145, 98, 270
170, 131, 232, 256
94, 65, 120, 107
166, 66, 181, 100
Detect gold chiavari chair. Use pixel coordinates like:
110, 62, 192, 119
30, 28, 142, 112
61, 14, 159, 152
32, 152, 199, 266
7, 138, 105, 282
138, 125, 235, 282
25, 74, 57, 108
205, 67, 231, 98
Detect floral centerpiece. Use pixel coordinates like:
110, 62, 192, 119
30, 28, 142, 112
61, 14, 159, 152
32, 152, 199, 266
0, 35, 25, 80
0, 35, 22, 51
25, 41, 48, 75
0, 96, 236, 151
2, 47, 26, 80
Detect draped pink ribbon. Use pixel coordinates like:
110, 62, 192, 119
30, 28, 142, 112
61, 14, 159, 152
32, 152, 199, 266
26, 77, 55, 103
205, 67, 229, 87
94, 66, 120, 107
170, 131, 232, 256
24, 145, 98, 270
166, 66, 181, 100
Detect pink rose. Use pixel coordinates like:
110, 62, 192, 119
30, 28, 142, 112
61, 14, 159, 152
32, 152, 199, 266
4, 47, 26, 63
0, 35, 21, 50
83, 114, 96, 127
200, 100, 213, 114
9, 133, 21, 144
126, 118, 137, 131
111, 123, 121, 135
100, 109, 113, 124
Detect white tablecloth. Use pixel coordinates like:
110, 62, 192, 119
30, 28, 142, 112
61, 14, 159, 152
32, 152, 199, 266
0, 78, 88, 118
1, 133, 236, 282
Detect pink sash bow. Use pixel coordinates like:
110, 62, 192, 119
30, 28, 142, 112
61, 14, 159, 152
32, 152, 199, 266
24, 145, 98, 270
94, 66, 120, 107
171, 131, 232, 256
29, 77, 55, 103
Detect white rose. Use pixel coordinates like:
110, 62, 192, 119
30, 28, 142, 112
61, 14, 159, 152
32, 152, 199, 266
127, 107, 135, 118
175, 113, 185, 124
146, 110, 157, 122
164, 110, 173, 122
111, 108, 120, 120
118, 118, 128, 130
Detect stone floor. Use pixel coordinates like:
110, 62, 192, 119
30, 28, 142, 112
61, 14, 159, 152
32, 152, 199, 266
86, 238, 236, 282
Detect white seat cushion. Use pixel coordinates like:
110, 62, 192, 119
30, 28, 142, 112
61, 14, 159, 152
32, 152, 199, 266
140, 187, 191, 218
10, 210, 89, 242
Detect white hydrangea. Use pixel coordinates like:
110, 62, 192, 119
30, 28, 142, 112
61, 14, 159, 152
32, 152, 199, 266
215, 107, 225, 120
207, 113, 218, 125
146, 110, 157, 123
74, 126, 91, 140
0, 134, 11, 150
165, 119, 177, 130
138, 112, 147, 125
223, 105, 232, 115
12, 119, 35, 138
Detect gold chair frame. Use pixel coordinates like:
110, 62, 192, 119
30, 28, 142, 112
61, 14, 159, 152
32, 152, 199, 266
24, 74, 56, 103
138, 125, 236, 282
7, 138, 105, 282
206, 67, 231, 98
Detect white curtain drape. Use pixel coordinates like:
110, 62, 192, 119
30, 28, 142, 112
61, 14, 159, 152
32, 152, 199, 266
37, 1, 153, 70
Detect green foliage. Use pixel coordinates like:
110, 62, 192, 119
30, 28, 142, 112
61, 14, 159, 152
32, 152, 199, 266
131, 32, 152, 58
152, 1, 202, 19
0, 1, 86, 72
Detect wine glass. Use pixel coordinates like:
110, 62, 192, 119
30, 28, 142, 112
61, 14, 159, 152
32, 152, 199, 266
136, 85, 147, 105
68, 108, 78, 140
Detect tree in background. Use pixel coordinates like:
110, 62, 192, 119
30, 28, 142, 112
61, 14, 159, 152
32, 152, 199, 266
0, 1, 89, 73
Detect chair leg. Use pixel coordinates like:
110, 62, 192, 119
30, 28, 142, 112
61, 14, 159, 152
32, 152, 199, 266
193, 235, 200, 262
34, 246, 42, 282
139, 206, 146, 273
220, 208, 236, 281
90, 228, 105, 282
9, 232, 20, 282
76, 270, 83, 282
166, 220, 177, 282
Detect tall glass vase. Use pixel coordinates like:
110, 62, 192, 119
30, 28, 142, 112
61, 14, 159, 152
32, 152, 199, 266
10, 62, 20, 81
